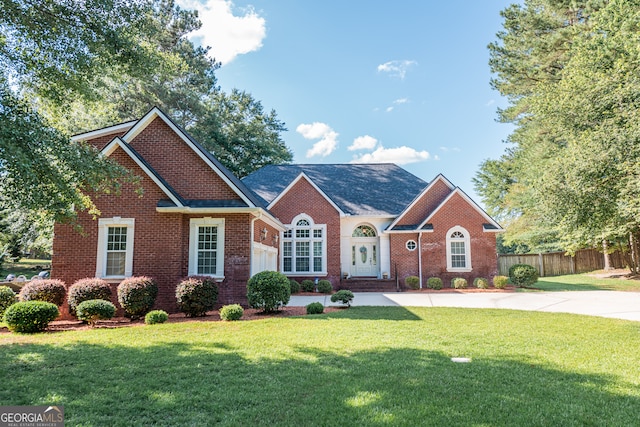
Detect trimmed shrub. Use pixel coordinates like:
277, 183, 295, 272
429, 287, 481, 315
145, 310, 169, 325
289, 279, 301, 294
301, 279, 315, 293
220, 304, 244, 321
493, 275, 509, 289
117, 276, 158, 319
18, 279, 66, 306
247, 271, 291, 313
0, 286, 17, 317
474, 277, 489, 289
306, 302, 324, 314
76, 299, 116, 325
67, 278, 112, 316
317, 279, 333, 294
330, 289, 354, 307
452, 277, 468, 289
176, 276, 218, 317
405, 276, 420, 290
427, 277, 443, 290
3, 301, 59, 333
508, 264, 539, 288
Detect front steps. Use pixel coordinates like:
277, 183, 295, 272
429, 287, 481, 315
338, 277, 402, 292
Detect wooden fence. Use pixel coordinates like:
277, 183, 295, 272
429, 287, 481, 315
498, 248, 627, 277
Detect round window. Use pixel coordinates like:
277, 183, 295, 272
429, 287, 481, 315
406, 240, 417, 251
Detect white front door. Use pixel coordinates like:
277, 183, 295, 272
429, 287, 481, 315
353, 242, 377, 276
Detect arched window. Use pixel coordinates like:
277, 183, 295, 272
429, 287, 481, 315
446, 226, 472, 272
352, 225, 377, 237
282, 215, 326, 275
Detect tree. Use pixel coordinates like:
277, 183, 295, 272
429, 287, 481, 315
191, 89, 292, 178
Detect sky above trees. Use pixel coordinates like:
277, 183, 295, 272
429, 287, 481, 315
176, 0, 515, 200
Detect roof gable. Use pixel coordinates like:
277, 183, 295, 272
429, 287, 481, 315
269, 173, 344, 215
242, 163, 428, 216
419, 187, 503, 231
101, 138, 185, 207
388, 174, 454, 230
122, 107, 265, 208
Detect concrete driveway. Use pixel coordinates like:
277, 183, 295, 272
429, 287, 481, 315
289, 291, 640, 322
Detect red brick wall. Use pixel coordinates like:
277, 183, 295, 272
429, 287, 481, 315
389, 233, 421, 286
269, 177, 341, 286
127, 117, 241, 201
396, 179, 451, 226
421, 192, 498, 286
82, 130, 129, 151
52, 146, 255, 316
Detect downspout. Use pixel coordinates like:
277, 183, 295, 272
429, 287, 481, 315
418, 231, 423, 289
250, 212, 262, 277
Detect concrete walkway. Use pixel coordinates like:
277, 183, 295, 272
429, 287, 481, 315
289, 291, 640, 322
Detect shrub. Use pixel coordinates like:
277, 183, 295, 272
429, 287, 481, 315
76, 299, 116, 325
67, 278, 112, 316
3, 301, 59, 333
508, 264, 539, 288
176, 276, 218, 317
317, 279, 333, 294
427, 277, 443, 290
289, 279, 301, 294
493, 275, 509, 289
452, 277, 468, 289
117, 276, 158, 319
219, 304, 244, 321
405, 276, 420, 290
18, 279, 66, 306
474, 277, 489, 289
330, 290, 354, 307
301, 279, 315, 292
306, 302, 324, 314
0, 286, 17, 317
247, 270, 291, 313
145, 310, 169, 325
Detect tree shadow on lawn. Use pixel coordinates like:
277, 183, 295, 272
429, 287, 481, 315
1, 340, 637, 426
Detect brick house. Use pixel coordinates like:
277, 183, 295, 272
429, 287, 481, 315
52, 107, 502, 313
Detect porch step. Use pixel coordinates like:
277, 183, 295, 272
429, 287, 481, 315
338, 278, 402, 293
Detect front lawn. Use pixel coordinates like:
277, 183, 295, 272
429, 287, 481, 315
531, 272, 640, 292
1, 307, 639, 426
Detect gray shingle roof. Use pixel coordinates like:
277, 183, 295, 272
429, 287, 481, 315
242, 164, 429, 216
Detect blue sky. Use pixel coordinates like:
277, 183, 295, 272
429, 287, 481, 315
176, 0, 516, 204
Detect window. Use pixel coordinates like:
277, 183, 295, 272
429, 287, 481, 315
446, 226, 472, 272
189, 218, 225, 278
282, 215, 326, 274
352, 225, 377, 237
96, 218, 135, 278
406, 240, 417, 251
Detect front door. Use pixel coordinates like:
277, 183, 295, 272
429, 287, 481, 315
353, 242, 377, 276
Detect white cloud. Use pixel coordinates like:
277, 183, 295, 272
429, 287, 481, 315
348, 135, 378, 151
377, 60, 417, 79
393, 98, 409, 104
386, 106, 394, 113
350, 146, 429, 165
297, 122, 339, 158
177, 0, 266, 65
439, 146, 461, 152
486, 99, 495, 107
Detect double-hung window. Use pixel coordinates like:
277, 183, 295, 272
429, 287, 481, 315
96, 218, 135, 278
282, 216, 326, 275
189, 218, 225, 278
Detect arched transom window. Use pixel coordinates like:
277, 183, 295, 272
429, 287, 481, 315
352, 225, 377, 238
282, 215, 326, 275
446, 226, 472, 272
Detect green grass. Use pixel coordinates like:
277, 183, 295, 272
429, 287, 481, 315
2, 307, 639, 426
529, 272, 640, 292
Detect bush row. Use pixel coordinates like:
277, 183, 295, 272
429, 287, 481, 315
406, 275, 513, 290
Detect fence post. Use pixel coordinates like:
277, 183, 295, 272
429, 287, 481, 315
538, 253, 545, 277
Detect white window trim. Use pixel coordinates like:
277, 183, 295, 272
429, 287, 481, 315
406, 240, 417, 251
96, 217, 135, 279
189, 218, 225, 279
446, 226, 472, 272
281, 214, 327, 276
